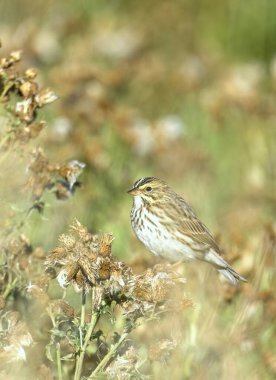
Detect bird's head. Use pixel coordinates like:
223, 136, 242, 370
127, 177, 169, 203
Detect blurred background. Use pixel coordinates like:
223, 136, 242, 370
1, 0, 275, 379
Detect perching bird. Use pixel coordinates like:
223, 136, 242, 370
128, 177, 246, 285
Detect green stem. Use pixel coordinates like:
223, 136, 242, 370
1, 82, 15, 100
2, 277, 17, 299
88, 331, 128, 379
56, 343, 63, 380
74, 289, 99, 380
80, 289, 86, 347
74, 288, 87, 380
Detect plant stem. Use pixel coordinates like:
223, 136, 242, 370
88, 331, 128, 379
80, 289, 86, 347
2, 277, 17, 299
56, 343, 63, 380
74, 289, 99, 380
74, 288, 87, 380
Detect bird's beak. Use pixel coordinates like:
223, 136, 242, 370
127, 187, 140, 196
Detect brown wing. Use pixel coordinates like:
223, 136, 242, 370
175, 196, 221, 253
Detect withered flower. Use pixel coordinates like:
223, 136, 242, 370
48, 300, 75, 320
105, 346, 143, 380
15, 98, 35, 123
25, 67, 38, 80
45, 220, 117, 292
130, 265, 186, 303
26, 148, 53, 199
4, 234, 32, 259
46, 221, 189, 317
45, 221, 192, 379
35, 87, 58, 107
54, 160, 86, 199
19, 80, 39, 99
14, 86, 57, 123
148, 338, 177, 363
0, 48, 58, 147
26, 282, 50, 306
58, 160, 86, 191
0, 312, 33, 366
25, 148, 85, 201
9, 50, 22, 62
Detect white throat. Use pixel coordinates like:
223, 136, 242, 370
133, 195, 144, 209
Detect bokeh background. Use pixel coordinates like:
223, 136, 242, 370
1, 0, 275, 379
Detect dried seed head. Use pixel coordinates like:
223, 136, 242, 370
106, 346, 140, 380
110, 262, 130, 289
69, 219, 90, 241
0, 313, 33, 365
10, 50, 22, 62
4, 235, 32, 259
99, 234, 114, 257
73, 270, 87, 292
131, 269, 180, 302
25, 67, 38, 79
59, 160, 86, 190
35, 87, 58, 107
97, 258, 111, 280
45, 221, 118, 291
66, 262, 80, 283
15, 98, 35, 123
148, 338, 177, 362
48, 300, 75, 319
19, 81, 38, 98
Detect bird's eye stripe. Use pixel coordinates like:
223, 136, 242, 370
134, 178, 145, 188
133, 177, 157, 189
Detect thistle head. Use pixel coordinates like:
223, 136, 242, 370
127, 177, 171, 203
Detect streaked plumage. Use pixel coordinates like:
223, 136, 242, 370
128, 177, 246, 285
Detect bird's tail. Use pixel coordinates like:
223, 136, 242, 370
205, 249, 247, 285
217, 266, 247, 285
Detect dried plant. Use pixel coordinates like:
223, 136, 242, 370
0, 311, 33, 366
0, 46, 84, 378
0, 46, 193, 380
25, 148, 85, 202
0, 50, 56, 146
45, 220, 192, 379
1, 8, 274, 377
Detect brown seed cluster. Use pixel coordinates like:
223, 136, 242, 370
2, 235, 33, 280
0, 50, 57, 146
47, 299, 75, 320
46, 221, 191, 327
1, 234, 52, 308
25, 148, 85, 201
45, 220, 126, 293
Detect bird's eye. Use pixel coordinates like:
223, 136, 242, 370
145, 186, 152, 192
